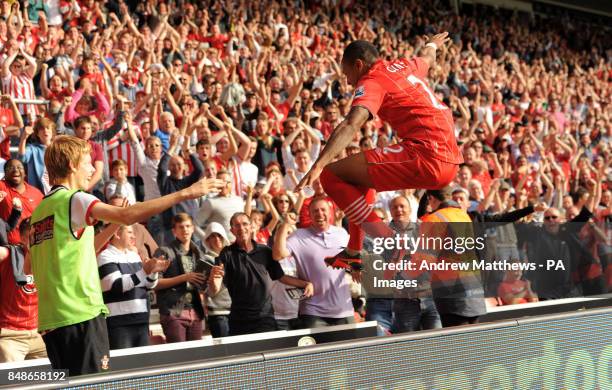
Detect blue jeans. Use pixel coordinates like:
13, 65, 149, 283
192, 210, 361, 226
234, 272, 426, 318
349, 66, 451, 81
365, 298, 394, 336
393, 297, 442, 333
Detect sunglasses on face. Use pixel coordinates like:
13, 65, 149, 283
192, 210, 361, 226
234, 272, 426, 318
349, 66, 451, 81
544, 215, 559, 220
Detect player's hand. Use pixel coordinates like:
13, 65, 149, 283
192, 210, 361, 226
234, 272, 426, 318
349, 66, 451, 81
294, 164, 323, 193
427, 32, 450, 49
185, 178, 225, 198
302, 282, 314, 298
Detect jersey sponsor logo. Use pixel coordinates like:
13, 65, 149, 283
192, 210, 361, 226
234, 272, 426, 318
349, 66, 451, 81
354, 86, 365, 98
386, 62, 406, 73
31, 216, 54, 246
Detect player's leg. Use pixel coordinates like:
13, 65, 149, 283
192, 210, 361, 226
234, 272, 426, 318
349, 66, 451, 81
320, 153, 395, 269
323, 152, 374, 188
320, 143, 459, 270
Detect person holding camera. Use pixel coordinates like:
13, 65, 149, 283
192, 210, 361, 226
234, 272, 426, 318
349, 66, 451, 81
97, 224, 169, 350
155, 213, 211, 343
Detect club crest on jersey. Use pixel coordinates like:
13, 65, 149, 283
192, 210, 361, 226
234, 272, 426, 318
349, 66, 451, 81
354, 86, 365, 98
21, 275, 37, 294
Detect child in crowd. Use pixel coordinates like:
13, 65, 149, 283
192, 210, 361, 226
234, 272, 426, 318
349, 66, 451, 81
19, 118, 56, 194
105, 159, 136, 205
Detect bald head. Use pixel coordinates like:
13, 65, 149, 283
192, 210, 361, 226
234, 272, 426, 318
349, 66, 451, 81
389, 196, 411, 224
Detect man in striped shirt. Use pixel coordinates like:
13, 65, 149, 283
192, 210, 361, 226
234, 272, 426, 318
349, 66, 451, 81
1, 46, 37, 123
97, 225, 169, 350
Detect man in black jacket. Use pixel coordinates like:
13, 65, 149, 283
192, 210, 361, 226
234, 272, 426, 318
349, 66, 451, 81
451, 187, 548, 295
209, 212, 313, 336
518, 206, 595, 299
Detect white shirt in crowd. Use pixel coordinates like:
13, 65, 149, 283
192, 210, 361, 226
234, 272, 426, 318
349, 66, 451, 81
270, 257, 299, 321
131, 139, 161, 201
196, 195, 244, 241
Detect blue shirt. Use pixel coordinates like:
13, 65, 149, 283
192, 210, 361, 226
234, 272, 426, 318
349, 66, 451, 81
20, 142, 47, 193
154, 129, 171, 152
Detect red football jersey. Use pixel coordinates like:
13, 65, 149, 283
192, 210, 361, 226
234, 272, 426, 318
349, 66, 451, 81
0, 259, 38, 330
351, 58, 463, 164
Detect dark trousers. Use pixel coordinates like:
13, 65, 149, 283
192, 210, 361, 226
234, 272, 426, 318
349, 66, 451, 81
207, 315, 230, 338
298, 314, 354, 329
439, 313, 479, 327
42, 314, 110, 376
393, 297, 442, 333
108, 323, 149, 350
229, 317, 277, 336
275, 318, 300, 331
160, 309, 203, 343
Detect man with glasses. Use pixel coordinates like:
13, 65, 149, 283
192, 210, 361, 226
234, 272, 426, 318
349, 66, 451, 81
518, 193, 597, 300
451, 184, 547, 296
197, 170, 244, 241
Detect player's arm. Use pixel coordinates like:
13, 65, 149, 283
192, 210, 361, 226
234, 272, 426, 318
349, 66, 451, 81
314, 106, 370, 168
316, 105, 369, 166
295, 106, 369, 191
90, 178, 224, 225
419, 32, 450, 69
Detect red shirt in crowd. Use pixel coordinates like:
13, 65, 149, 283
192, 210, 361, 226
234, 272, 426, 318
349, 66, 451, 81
0, 115, 14, 160
88, 140, 104, 168
202, 34, 230, 53
351, 58, 463, 164
0, 259, 37, 330
0, 180, 43, 244
497, 279, 529, 305
255, 228, 271, 245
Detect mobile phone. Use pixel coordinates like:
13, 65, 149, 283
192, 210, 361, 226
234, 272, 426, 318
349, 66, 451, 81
152, 248, 168, 261
286, 288, 305, 300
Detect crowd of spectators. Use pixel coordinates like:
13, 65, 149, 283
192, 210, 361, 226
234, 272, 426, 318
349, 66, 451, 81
0, 0, 609, 360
